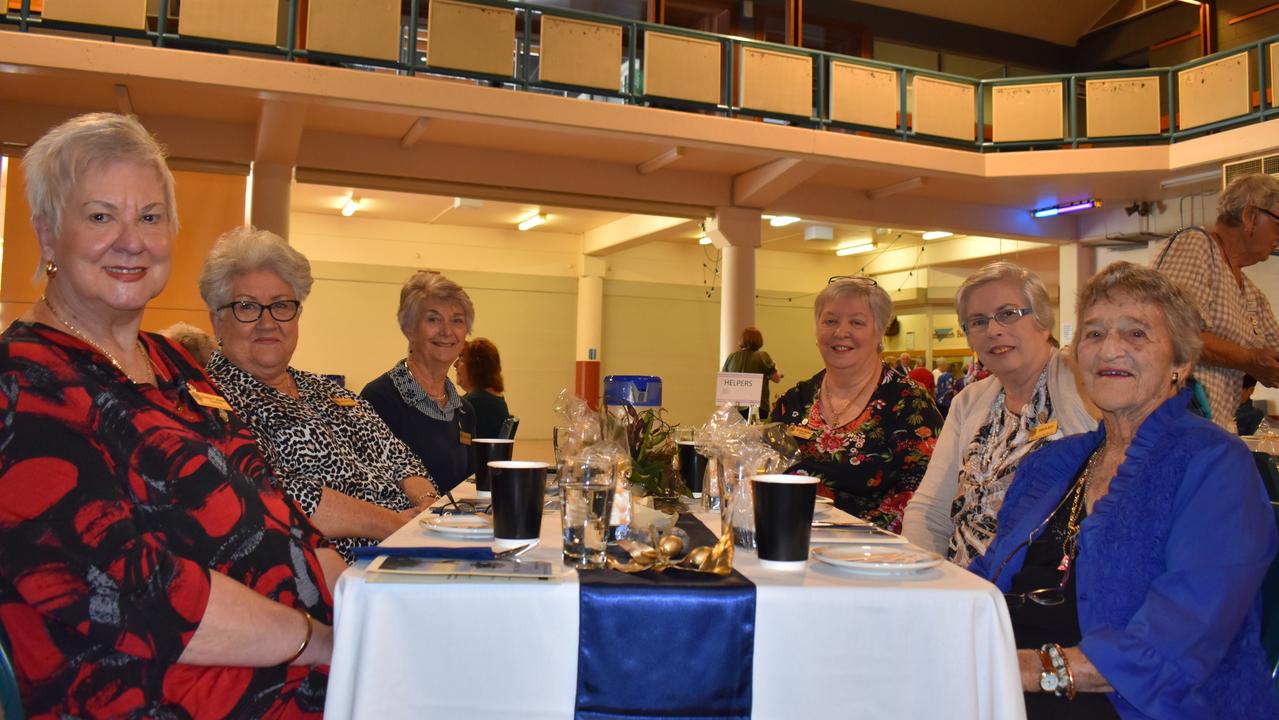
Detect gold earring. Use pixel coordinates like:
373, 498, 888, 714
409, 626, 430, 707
1172, 372, 1179, 385
44, 259, 57, 278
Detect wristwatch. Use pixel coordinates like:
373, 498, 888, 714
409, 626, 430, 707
1038, 649, 1060, 693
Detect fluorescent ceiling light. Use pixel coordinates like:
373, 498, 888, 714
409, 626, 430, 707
698, 234, 712, 245
1177, 0, 1202, 5
1032, 199, 1101, 219
1159, 169, 1219, 190
341, 196, 361, 217
769, 215, 801, 227
517, 212, 546, 231
921, 231, 952, 241
835, 240, 876, 256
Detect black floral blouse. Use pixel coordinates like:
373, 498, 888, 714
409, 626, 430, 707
771, 365, 943, 532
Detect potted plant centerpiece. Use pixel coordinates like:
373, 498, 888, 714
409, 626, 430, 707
619, 403, 689, 514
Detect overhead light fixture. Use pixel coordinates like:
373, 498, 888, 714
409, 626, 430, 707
1177, 0, 1202, 5
803, 225, 834, 242
1159, 169, 1219, 190
697, 233, 712, 245
341, 196, 362, 217
921, 231, 952, 241
768, 215, 801, 227
835, 240, 876, 256
517, 212, 546, 231
1031, 199, 1102, 219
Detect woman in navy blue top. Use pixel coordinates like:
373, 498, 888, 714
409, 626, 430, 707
362, 272, 477, 494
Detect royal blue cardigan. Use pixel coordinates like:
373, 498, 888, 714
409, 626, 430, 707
970, 388, 1279, 719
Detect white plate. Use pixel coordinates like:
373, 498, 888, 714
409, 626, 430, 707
809, 527, 909, 545
419, 514, 494, 538
811, 545, 942, 574
814, 496, 834, 508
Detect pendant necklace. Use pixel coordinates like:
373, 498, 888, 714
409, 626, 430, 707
42, 295, 156, 385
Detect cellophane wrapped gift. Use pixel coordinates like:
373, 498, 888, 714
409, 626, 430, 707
552, 390, 632, 529
695, 404, 800, 548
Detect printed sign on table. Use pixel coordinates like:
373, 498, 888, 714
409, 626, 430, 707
716, 372, 763, 405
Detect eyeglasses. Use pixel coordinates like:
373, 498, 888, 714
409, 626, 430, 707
1254, 206, 1279, 226
961, 306, 1034, 333
1003, 563, 1072, 608
218, 299, 302, 323
828, 275, 878, 285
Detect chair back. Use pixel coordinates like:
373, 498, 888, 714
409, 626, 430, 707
498, 416, 520, 440
1255, 452, 1279, 503
0, 619, 23, 720
1263, 502, 1279, 688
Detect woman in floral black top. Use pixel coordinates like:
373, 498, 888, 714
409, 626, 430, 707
771, 277, 942, 531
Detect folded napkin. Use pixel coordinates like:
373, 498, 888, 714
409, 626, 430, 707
349, 545, 494, 561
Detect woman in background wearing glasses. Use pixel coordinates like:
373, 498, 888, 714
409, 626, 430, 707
972, 263, 1277, 718
202, 227, 437, 562
903, 262, 1096, 566
770, 276, 942, 532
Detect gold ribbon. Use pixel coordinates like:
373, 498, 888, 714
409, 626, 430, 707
606, 526, 734, 576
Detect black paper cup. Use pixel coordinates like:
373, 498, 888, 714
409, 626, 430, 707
677, 441, 709, 497
489, 460, 548, 549
751, 474, 819, 570
472, 439, 515, 496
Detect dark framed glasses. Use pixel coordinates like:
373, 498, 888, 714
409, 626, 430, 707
827, 275, 878, 285
1254, 206, 1279, 225
218, 300, 302, 323
1002, 562, 1072, 609
961, 306, 1034, 333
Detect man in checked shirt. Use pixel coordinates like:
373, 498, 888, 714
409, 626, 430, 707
1151, 173, 1279, 432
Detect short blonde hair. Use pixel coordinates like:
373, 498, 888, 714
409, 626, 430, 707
1217, 173, 1279, 227
814, 277, 893, 333
397, 271, 475, 337
23, 113, 179, 275
1075, 262, 1203, 367
955, 261, 1054, 332
198, 226, 314, 311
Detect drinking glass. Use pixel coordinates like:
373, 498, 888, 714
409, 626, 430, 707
560, 456, 615, 569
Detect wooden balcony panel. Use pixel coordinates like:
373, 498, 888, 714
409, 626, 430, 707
830, 61, 897, 130
425, 0, 515, 77
41, 0, 146, 30
539, 15, 621, 92
306, 0, 401, 62
992, 81, 1063, 143
179, 0, 285, 46
912, 75, 975, 142
1085, 76, 1161, 138
738, 45, 812, 118
642, 30, 719, 105
1177, 51, 1250, 130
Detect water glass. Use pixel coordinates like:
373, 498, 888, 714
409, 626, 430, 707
560, 457, 615, 569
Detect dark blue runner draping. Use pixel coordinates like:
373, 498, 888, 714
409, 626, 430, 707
575, 514, 756, 720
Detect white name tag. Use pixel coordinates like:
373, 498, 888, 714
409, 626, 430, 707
716, 372, 764, 405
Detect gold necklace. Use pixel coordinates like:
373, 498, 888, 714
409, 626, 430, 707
42, 295, 155, 385
1059, 443, 1103, 574
406, 357, 448, 403
821, 369, 878, 427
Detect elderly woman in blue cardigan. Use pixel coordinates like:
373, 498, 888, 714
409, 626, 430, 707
971, 262, 1278, 719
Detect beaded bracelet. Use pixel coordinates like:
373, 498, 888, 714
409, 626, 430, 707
281, 609, 314, 666
1041, 643, 1076, 700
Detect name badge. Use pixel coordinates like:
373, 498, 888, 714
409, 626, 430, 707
459, 431, 472, 446
332, 396, 358, 407
186, 383, 234, 412
786, 425, 815, 440
1028, 419, 1059, 442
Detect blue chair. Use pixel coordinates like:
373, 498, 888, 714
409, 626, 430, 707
498, 416, 519, 440
0, 620, 23, 720
1263, 502, 1279, 689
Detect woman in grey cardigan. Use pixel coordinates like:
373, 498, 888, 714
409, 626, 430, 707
902, 262, 1096, 565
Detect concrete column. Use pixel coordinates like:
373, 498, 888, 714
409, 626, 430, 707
575, 256, 606, 409
1057, 243, 1096, 347
249, 162, 293, 239
707, 206, 761, 364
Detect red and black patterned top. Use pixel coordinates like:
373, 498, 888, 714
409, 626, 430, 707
0, 321, 332, 719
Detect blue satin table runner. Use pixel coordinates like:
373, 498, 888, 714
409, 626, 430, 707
575, 514, 756, 720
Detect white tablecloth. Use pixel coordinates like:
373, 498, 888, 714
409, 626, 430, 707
326, 491, 1025, 720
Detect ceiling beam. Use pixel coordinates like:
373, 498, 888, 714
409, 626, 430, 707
865, 176, 925, 200
732, 157, 821, 207
254, 99, 308, 166
113, 84, 133, 115
399, 117, 431, 149
582, 214, 699, 256
636, 146, 684, 175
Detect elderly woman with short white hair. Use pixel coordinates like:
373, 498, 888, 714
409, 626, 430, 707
201, 227, 437, 563
362, 271, 478, 494
770, 276, 943, 532
902, 261, 1097, 566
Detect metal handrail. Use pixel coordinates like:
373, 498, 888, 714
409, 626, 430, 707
1, 0, 1274, 152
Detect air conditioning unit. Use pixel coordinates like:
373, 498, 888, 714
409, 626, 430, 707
1222, 153, 1279, 188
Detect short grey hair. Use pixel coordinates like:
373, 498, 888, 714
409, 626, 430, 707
160, 322, 216, 367
814, 277, 893, 333
1075, 261, 1203, 367
397, 271, 475, 337
23, 113, 179, 275
1217, 173, 1279, 227
955, 261, 1054, 332
198, 226, 314, 311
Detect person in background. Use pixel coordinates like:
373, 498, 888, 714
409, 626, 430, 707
1151, 173, 1279, 430
202, 227, 437, 562
771, 277, 942, 532
160, 320, 215, 366
722, 325, 781, 413
908, 366, 936, 397
971, 262, 1277, 719
891, 351, 913, 377
363, 271, 477, 494
0, 112, 334, 718
457, 337, 511, 439
1237, 374, 1266, 436
903, 262, 1096, 566
935, 362, 958, 417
